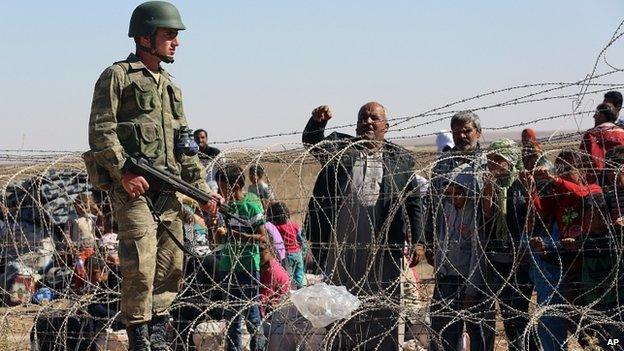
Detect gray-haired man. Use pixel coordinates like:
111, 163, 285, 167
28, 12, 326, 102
426, 111, 495, 351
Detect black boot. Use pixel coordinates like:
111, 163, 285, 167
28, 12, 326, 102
149, 315, 171, 351
127, 323, 151, 351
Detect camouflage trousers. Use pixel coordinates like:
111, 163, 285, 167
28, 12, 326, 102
111, 184, 184, 326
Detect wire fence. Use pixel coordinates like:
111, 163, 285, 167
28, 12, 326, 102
0, 17, 623, 351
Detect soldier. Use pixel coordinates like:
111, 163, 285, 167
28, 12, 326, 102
87, 2, 220, 350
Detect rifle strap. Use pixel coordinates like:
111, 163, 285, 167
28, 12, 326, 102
144, 195, 205, 259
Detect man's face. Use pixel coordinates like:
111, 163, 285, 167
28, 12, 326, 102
151, 28, 180, 62
356, 105, 388, 142
451, 121, 481, 151
196, 131, 208, 148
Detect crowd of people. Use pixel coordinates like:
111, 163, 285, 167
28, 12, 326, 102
22, 87, 624, 351
424, 91, 624, 351
63, 1, 624, 349
48, 90, 624, 351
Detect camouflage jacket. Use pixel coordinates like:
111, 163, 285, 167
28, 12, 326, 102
88, 53, 208, 192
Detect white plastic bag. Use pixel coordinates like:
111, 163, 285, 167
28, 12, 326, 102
289, 283, 361, 328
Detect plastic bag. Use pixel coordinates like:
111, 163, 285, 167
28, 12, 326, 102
289, 283, 361, 328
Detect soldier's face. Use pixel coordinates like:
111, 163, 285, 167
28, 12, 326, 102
152, 28, 180, 62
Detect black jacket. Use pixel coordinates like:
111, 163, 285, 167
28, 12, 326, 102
302, 118, 424, 271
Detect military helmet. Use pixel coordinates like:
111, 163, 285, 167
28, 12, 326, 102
128, 1, 186, 38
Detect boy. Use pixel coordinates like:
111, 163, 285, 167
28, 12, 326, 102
216, 163, 268, 351
429, 164, 493, 351
248, 165, 276, 208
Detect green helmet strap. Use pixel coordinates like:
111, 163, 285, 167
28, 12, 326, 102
136, 32, 175, 64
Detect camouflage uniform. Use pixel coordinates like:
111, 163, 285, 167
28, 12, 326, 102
88, 53, 209, 326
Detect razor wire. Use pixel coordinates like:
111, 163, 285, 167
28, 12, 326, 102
0, 18, 623, 351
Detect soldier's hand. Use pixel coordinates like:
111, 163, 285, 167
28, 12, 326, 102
121, 173, 149, 198
311, 105, 332, 123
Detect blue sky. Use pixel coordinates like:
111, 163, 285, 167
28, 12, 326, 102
1, 1, 623, 150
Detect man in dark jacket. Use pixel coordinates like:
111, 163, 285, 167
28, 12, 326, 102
302, 102, 424, 351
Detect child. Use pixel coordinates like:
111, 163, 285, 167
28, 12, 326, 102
532, 149, 602, 243
98, 214, 119, 266
531, 149, 602, 347
248, 164, 276, 208
264, 221, 287, 265
528, 219, 567, 351
84, 254, 123, 331
216, 163, 269, 351
266, 202, 306, 289
429, 164, 493, 351
259, 241, 290, 317
65, 193, 97, 250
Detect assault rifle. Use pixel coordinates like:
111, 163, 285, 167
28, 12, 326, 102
124, 156, 251, 228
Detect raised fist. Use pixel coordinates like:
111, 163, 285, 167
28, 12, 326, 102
311, 105, 332, 123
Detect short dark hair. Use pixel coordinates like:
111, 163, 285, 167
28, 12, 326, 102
249, 164, 265, 178
266, 201, 290, 224
596, 102, 617, 122
193, 129, 207, 142
604, 91, 623, 109
216, 163, 245, 188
